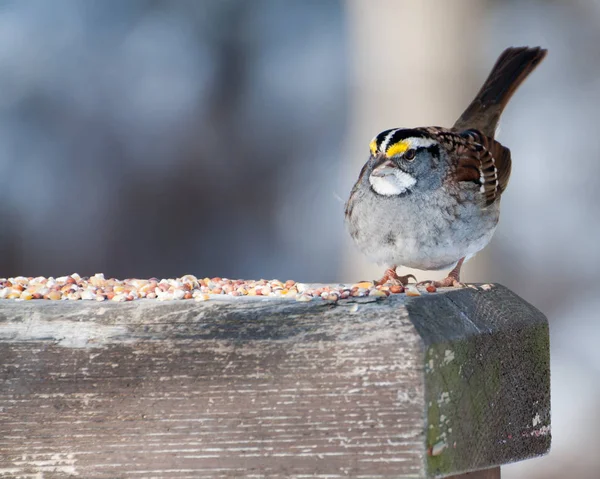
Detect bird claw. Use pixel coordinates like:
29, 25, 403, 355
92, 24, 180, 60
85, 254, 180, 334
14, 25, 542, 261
376, 268, 416, 286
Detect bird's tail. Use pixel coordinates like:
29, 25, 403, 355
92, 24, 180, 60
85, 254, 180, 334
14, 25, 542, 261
453, 47, 547, 137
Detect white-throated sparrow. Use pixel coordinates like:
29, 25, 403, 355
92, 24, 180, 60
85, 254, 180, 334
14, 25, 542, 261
345, 47, 547, 287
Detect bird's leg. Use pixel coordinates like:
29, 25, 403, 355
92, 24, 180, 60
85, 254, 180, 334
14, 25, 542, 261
419, 258, 465, 288
375, 266, 416, 286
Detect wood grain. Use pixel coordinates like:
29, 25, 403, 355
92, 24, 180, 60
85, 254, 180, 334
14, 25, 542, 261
0, 284, 549, 478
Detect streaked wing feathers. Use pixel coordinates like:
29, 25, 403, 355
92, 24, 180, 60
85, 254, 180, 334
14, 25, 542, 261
456, 129, 512, 206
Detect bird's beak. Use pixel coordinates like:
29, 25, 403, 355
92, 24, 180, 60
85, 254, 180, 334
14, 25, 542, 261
371, 158, 396, 177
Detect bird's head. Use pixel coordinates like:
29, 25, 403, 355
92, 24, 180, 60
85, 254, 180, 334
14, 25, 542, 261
367, 128, 444, 196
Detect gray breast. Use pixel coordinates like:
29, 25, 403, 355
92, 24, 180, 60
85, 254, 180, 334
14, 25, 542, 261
346, 184, 500, 270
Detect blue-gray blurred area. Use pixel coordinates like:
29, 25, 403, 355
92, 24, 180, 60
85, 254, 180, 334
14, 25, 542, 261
0, 0, 348, 281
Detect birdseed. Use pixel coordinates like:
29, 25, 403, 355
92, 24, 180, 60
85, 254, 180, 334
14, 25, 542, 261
0, 273, 441, 302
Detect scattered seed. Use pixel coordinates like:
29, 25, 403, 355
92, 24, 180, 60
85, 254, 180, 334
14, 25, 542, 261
47, 291, 62, 301
172, 289, 185, 300
0, 272, 468, 302
405, 285, 421, 297
369, 290, 388, 297
80, 290, 95, 301
112, 293, 128, 302
296, 294, 312, 302
260, 286, 271, 296
430, 441, 447, 456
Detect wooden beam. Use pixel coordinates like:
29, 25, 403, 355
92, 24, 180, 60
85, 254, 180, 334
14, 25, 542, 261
0, 284, 550, 477
449, 466, 501, 478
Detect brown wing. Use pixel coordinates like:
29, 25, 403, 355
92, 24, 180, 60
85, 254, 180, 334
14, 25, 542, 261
453, 129, 512, 207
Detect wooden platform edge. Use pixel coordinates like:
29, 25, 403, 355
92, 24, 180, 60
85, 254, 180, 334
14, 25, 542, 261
0, 284, 550, 478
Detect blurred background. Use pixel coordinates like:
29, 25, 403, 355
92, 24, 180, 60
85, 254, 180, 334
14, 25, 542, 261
0, 0, 596, 476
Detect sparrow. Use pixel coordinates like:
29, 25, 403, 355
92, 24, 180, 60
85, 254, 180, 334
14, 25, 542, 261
345, 47, 547, 287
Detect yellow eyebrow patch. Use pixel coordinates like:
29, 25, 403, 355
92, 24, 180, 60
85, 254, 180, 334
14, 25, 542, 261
385, 140, 410, 158
369, 139, 378, 155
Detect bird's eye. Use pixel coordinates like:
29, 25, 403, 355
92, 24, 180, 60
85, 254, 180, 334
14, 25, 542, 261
404, 149, 416, 161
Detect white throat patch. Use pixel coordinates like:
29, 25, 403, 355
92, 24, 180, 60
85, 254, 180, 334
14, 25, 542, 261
369, 169, 416, 196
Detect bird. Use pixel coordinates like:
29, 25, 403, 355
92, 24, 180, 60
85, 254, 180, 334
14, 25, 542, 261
345, 47, 547, 287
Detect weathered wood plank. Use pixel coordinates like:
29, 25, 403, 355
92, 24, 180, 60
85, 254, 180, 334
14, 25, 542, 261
0, 284, 550, 478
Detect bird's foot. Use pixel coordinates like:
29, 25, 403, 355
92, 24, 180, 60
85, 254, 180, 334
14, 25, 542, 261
417, 276, 463, 288
376, 268, 416, 286
417, 257, 465, 289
